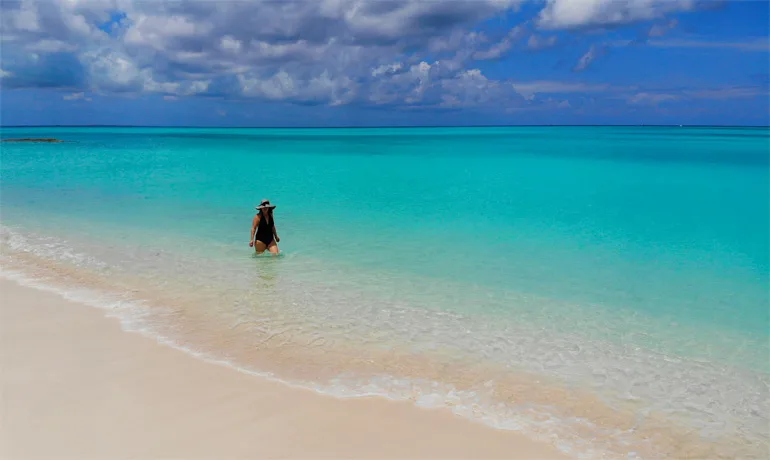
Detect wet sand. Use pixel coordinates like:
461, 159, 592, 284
0, 279, 568, 459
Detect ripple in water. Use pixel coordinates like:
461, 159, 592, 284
1, 225, 768, 459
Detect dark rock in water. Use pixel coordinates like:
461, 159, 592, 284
1, 138, 64, 143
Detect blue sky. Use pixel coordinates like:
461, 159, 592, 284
1, 0, 768, 126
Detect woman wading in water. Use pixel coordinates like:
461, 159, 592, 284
250, 199, 280, 254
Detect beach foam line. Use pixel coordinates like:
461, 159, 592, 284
1, 278, 572, 460
0, 266, 600, 459
3, 261, 760, 460
0, 258, 638, 459
2, 224, 767, 460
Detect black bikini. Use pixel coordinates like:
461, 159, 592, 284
255, 213, 275, 246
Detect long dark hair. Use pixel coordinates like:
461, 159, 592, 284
260, 207, 274, 222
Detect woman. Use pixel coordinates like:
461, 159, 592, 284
250, 199, 280, 254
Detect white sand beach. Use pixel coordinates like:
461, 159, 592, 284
0, 278, 567, 459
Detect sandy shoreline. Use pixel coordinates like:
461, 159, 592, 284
0, 278, 567, 459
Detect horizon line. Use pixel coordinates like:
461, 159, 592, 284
2, 124, 769, 129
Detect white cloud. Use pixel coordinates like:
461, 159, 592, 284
439, 68, 500, 107
239, 71, 296, 100
9, 0, 41, 32
538, 0, 697, 30
1, 0, 523, 106
63, 91, 85, 100
629, 92, 679, 105
372, 62, 403, 77
647, 38, 770, 52
306, 71, 357, 106
527, 34, 558, 50
124, 13, 208, 49
219, 36, 242, 53
647, 19, 678, 38
472, 41, 511, 60
627, 86, 767, 106
81, 49, 143, 92
573, 44, 606, 72
472, 26, 526, 60
368, 59, 524, 109
237, 70, 356, 105
2, 0, 746, 115
62, 91, 92, 102
512, 80, 612, 99
26, 39, 77, 53
685, 86, 769, 100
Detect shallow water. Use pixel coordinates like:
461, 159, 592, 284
1, 126, 768, 458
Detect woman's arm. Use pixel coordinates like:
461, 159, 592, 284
272, 224, 280, 242
250, 215, 259, 246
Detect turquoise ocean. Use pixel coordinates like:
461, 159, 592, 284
1, 126, 768, 458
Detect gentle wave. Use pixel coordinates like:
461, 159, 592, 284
0, 265, 605, 459
0, 267, 653, 460
2, 225, 768, 459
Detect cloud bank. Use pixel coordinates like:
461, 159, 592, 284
1, 0, 764, 115
2, 0, 533, 108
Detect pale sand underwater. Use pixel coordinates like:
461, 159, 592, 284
0, 279, 567, 460
2, 126, 768, 459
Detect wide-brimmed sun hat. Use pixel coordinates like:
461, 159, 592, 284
256, 199, 276, 210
